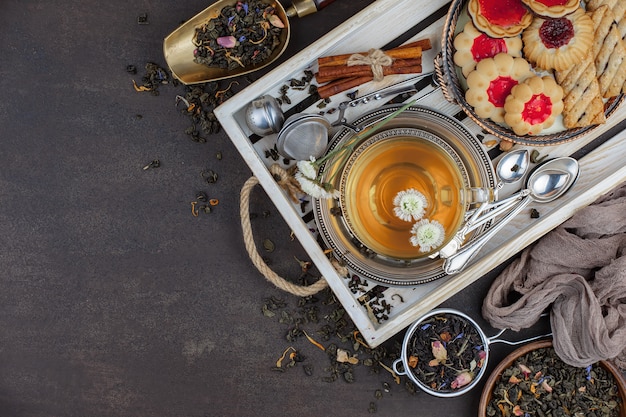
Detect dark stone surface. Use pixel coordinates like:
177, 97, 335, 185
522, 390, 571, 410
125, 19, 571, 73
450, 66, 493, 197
0, 1, 551, 416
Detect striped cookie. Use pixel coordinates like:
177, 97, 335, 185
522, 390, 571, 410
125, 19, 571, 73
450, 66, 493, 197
588, 5, 626, 97
555, 53, 606, 128
584, 0, 626, 43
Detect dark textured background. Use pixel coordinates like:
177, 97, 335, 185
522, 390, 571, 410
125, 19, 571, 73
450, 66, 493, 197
0, 1, 556, 416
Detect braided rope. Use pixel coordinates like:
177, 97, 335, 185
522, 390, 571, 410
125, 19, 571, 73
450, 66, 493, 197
239, 165, 328, 297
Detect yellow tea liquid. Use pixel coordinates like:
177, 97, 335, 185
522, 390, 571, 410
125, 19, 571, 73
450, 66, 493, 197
342, 136, 465, 259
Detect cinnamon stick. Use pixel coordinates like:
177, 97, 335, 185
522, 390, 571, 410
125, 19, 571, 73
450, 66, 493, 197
317, 39, 432, 68
315, 57, 422, 83
317, 76, 373, 99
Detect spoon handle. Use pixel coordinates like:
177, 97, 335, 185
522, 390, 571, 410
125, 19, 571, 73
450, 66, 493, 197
443, 196, 532, 274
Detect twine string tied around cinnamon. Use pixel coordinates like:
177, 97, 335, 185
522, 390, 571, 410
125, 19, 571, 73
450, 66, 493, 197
347, 48, 393, 82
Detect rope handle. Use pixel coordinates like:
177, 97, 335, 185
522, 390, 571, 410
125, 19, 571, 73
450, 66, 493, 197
239, 165, 328, 297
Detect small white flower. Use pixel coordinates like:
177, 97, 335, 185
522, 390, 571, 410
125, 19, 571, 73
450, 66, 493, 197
296, 158, 318, 180
410, 219, 445, 253
393, 188, 428, 222
295, 173, 339, 200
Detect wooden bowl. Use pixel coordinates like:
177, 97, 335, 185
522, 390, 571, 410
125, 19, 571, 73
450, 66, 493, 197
478, 340, 626, 417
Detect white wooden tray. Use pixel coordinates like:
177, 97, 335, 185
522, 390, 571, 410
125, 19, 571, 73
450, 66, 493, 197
215, 0, 626, 347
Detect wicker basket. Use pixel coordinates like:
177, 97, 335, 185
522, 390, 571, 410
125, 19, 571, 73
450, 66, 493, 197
434, 0, 625, 146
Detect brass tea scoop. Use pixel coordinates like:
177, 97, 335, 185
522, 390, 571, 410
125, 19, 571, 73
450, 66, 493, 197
163, 0, 337, 85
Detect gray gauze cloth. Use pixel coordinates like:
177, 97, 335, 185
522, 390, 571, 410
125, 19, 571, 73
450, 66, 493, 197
482, 182, 626, 369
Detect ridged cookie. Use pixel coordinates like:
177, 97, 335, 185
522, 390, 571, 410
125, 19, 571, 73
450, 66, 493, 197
584, 0, 626, 43
588, 5, 626, 97
555, 53, 606, 128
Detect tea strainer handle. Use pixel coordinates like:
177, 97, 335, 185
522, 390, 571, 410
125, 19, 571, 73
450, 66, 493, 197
392, 358, 409, 376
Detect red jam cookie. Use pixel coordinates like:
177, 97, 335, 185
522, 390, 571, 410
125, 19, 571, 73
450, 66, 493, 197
522, 7, 594, 71
468, 0, 533, 38
465, 53, 533, 123
454, 21, 523, 77
504, 75, 564, 136
521, 0, 580, 18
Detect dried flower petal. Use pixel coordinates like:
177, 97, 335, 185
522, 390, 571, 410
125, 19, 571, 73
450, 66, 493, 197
269, 14, 284, 28
477, 349, 486, 368
217, 36, 237, 48
519, 364, 532, 379
431, 340, 447, 364
337, 348, 359, 364
509, 375, 522, 384
512, 405, 524, 416
451, 371, 473, 389
408, 355, 419, 368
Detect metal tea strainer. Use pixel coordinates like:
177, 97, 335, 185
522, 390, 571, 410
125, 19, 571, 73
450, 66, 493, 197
392, 308, 551, 397
244, 72, 435, 160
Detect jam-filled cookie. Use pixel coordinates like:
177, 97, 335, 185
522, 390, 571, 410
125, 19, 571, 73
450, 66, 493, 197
454, 21, 523, 77
504, 75, 564, 136
521, 0, 580, 18
468, 0, 533, 38
522, 7, 594, 71
465, 53, 533, 124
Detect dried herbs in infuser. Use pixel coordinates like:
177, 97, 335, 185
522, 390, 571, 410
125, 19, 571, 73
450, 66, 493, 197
407, 312, 486, 393
193, 1, 285, 70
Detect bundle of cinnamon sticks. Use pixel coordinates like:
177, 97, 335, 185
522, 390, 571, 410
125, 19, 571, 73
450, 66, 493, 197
315, 39, 432, 99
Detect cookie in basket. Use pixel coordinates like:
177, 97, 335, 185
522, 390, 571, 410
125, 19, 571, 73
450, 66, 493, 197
521, 0, 580, 18
467, 0, 533, 38
522, 8, 594, 71
465, 53, 533, 124
453, 21, 523, 77
555, 53, 606, 128
588, 5, 626, 98
503, 75, 564, 136
583, 0, 626, 42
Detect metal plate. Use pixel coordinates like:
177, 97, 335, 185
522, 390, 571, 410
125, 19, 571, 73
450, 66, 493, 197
313, 105, 496, 286
437, 0, 625, 146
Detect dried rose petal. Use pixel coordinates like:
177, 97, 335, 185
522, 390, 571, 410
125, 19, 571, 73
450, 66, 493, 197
451, 371, 473, 389
216, 36, 237, 48
431, 340, 448, 363
541, 379, 553, 393
519, 363, 532, 379
477, 350, 487, 367
269, 14, 285, 28
408, 355, 418, 368
513, 405, 524, 416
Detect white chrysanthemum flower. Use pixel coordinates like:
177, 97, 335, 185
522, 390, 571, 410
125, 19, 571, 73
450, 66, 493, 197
295, 173, 339, 200
296, 158, 318, 180
393, 188, 428, 222
410, 219, 445, 253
